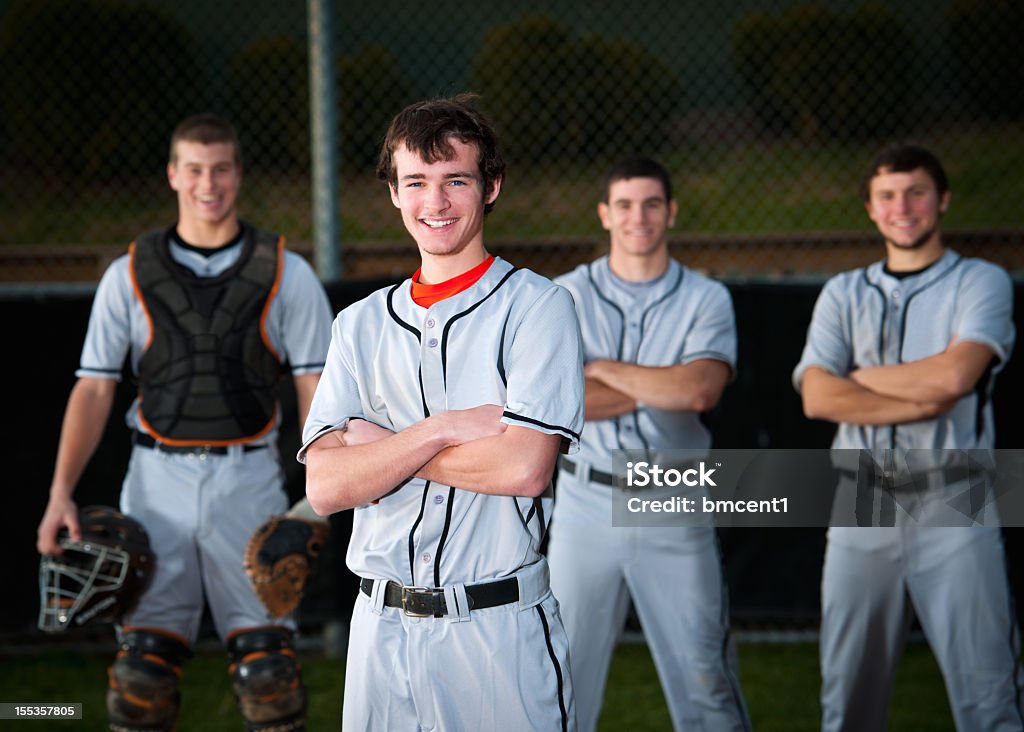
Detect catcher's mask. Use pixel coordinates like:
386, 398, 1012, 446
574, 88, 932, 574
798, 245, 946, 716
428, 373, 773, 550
38, 505, 155, 633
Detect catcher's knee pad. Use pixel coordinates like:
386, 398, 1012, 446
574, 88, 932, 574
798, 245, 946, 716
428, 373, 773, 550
106, 627, 192, 732
227, 626, 306, 732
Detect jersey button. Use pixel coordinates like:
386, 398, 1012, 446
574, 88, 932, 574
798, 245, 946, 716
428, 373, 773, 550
422, 553, 431, 564
427, 338, 438, 348
892, 290, 901, 299
426, 318, 435, 328
433, 495, 444, 505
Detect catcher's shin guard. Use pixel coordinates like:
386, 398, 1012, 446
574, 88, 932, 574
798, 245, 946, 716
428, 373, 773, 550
106, 627, 192, 732
227, 626, 306, 731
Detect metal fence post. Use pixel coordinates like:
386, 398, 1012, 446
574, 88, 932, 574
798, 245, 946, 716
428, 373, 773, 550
308, 0, 340, 282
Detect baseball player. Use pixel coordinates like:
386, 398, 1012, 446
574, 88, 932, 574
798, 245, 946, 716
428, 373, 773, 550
299, 94, 584, 731
36, 114, 333, 732
547, 157, 750, 731
793, 144, 1022, 731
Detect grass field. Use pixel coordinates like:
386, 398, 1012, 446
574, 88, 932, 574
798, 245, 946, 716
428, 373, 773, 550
3, 125, 1021, 247
0, 639, 954, 730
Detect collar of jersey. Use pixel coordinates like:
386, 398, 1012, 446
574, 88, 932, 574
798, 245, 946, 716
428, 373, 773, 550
410, 255, 495, 308
867, 248, 959, 293
593, 256, 683, 308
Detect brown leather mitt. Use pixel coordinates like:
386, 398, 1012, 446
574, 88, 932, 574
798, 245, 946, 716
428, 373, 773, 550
244, 516, 330, 618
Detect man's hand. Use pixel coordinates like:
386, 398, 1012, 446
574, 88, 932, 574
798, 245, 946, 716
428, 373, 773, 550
37, 496, 80, 556
439, 404, 508, 445
343, 406, 507, 448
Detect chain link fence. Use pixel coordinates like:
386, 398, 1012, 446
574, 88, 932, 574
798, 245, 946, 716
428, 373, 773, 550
2, 0, 1021, 281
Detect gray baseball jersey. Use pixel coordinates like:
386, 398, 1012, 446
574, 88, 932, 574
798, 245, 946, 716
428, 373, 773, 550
300, 256, 584, 731
548, 256, 750, 732
793, 249, 1023, 731
79, 232, 333, 642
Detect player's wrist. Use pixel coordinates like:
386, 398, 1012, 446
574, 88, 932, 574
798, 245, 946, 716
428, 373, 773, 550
422, 413, 460, 450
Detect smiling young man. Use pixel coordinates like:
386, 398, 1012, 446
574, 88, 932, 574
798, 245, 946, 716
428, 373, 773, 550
547, 158, 750, 732
794, 144, 1021, 730
37, 114, 333, 732
300, 95, 584, 731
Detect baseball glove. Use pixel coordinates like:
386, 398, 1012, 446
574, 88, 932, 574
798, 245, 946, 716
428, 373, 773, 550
244, 516, 330, 618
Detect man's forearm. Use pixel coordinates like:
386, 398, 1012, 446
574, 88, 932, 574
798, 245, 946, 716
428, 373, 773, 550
305, 405, 510, 514
586, 359, 729, 412
850, 341, 996, 403
417, 427, 561, 498
801, 367, 949, 426
305, 417, 452, 514
584, 377, 636, 421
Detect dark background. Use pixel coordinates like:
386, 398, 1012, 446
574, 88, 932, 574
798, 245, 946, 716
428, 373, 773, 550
5, 277, 1023, 637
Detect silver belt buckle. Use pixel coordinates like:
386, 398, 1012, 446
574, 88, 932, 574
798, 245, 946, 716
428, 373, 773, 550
401, 586, 434, 617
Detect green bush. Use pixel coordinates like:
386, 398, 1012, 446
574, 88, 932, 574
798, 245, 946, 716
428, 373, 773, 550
0, 0, 202, 182
470, 14, 682, 164
338, 45, 416, 172
734, 3, 917, 142
226, 36, 310, 173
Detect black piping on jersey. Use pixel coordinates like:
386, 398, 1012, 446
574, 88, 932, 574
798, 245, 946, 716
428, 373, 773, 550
974, 360, 995, 441
589, 261, 634, 450
439, 265, 518, 387
631, 264, 684, 450
432, 486, 457, 587
513, 495, 547, 545
290, 361, 326, 372
407, 487, 430, 584
860, 269, 888, 449
386, 283, 422, 339
79, 365, 122, 376
496, 309, 513, 388
586, 262, 627, 361
536, 604, 570, 732
503, 411, 581, 443
891, 255, 963, 450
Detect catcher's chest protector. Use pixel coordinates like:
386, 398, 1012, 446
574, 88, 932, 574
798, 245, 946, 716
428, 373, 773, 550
131, 224, 284, 444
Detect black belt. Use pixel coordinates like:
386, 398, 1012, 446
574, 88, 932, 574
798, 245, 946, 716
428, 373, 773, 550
133, 431, 269, 456
558, 456, 625, 488
559, 456, 698, 489
359, 577, 519, 618
838, 466, 973, 487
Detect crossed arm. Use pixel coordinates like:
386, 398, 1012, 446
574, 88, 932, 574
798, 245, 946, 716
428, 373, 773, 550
801, 340, 995, 425
304, 405, 563, 515
582, 358, 731, 421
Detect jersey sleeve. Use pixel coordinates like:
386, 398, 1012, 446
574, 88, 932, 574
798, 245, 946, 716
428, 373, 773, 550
954, 262, 1015, 365
501, 284, 585, 453
296, 312, 364, 463
270, 252, 333, 375
680, 280, 737, 371
76, 256, 133, 381
792, 275, 852, 391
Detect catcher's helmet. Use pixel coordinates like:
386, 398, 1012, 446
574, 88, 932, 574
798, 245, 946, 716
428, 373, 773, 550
38, 505, 155, 633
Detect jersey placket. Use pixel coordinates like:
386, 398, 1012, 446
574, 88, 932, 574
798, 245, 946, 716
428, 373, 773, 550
413, 304, 452, 587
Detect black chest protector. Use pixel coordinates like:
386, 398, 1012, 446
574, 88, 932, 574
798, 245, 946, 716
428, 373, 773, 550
131, 224, 284, 444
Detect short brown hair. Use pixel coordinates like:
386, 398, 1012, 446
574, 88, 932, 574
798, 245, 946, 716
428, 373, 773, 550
376, 93, 506, 214
169, 114, 242, 167
860, 144, 948, 202
602, 157, 673, 203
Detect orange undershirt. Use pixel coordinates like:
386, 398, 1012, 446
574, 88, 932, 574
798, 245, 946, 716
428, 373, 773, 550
410, 256, 495, 308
